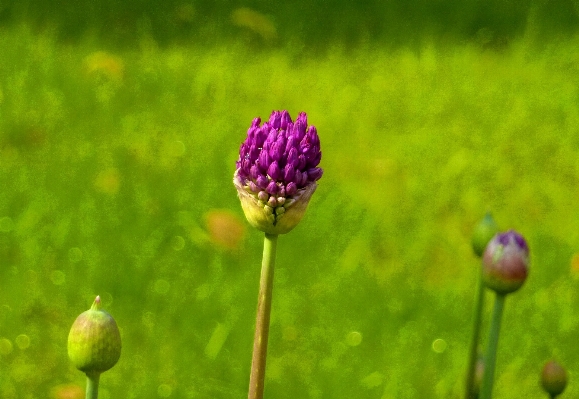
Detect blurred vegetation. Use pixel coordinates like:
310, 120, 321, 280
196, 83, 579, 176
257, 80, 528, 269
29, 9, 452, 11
1, 2, 579, 398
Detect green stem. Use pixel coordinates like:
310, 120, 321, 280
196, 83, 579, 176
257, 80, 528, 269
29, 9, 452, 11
85, 372, 100, 399
479, 293, 506, 399
465, 268, 485, 399
248, 233, 278, 399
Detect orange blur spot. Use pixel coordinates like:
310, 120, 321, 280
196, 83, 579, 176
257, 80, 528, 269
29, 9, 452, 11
205, 209, 245, 250
84, 51, 125, 81
94, 168, 121, 195
50, 384, 84, 399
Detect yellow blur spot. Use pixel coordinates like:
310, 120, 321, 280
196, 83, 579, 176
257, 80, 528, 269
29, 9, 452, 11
432, 338, 447, 353
205, 323, 230, 360
231, 8, 277, 41
0, 338, 13, 355
94, 168, 121, 195
15, 334, 30, 350
346, 331, 363, 346
83, 51, 124, 81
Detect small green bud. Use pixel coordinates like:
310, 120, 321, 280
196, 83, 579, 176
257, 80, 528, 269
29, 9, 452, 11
472, 213, 499, 257
541, 359, 567, 397
68, 296, 121, 374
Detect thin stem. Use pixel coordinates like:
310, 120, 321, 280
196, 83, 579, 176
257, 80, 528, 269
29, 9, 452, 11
85, 372, 100, 399
479, 293, 506, 399
248, 233, 278, 399
465, 268, 486, 399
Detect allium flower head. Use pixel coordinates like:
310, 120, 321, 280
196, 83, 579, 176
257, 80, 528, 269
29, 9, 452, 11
482, 230, 529, 294
234, 110, 322, 235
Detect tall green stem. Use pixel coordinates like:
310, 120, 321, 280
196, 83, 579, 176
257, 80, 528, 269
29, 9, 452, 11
480, 293, 506, 399
248, 233, 278, 399
465, 268, 485, 399
85, 372, 100, 399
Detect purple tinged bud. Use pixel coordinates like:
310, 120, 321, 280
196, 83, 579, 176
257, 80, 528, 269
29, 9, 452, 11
307, 167, 323, 181
258, 150, 270, 173
257, 191, 269, 202
266, 181, 279, 195
256, 175, 268, 189
280, 110, 291, 130
249, 144, 260, 162
287, 148, 299, 169
293, 120, 306, 142
267, 196, 278, 208
270, 141, 283, 162
541, 360, 567, 397
269, 111, 282, 129
283, 164, 296, 183
250, 165, 260, 180
482, 230, 529, 295
249, 182, 259, 193
267, 161, 282, 181
286, 182, 297, 196
297, 154, 307, 171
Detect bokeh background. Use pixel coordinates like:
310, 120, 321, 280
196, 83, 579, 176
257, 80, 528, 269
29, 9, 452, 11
1, 0, 579, 398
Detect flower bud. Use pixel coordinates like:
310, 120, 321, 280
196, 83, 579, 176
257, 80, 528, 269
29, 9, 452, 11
472, 212, 499, 258
234, 110, 322, 235
482, 230, 529, 294
541, 359, 567, 397
68, 296, 121, 374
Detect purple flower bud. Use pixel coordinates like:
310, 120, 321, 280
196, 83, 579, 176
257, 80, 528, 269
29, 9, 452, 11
267, 161, 282, 181
266, 181, 279, 195
269, 141, 283, 162
482, 230, 529, 294
256, 175, 268, 189
234, 110, 323, 234
249, 182, 259, 193
283, 164, 295, 183
258, 150, 270, 173
307, 167, 323, 182
286, 182, 297, 196
257, 191, 269, 202
297, 154, 306, 171
280, 110, 291, 130
249, 165, 260, 180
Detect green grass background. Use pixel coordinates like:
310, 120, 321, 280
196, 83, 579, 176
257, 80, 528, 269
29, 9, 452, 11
1, 2, 579, 398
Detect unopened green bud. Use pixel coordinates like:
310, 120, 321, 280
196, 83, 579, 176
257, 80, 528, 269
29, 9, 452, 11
541, 359, 567, 397
68, 296, 121, 374
472, 212, 499, 257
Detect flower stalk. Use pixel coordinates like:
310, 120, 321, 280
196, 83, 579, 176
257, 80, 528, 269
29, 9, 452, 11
234, 110, 323, 399
465, 213, 498, 399
248, 233, 278, 399
478, 230, 529, 399
479, 292, 505, 399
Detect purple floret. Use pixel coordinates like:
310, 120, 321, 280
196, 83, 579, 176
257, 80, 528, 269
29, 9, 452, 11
235, 110, 323, 196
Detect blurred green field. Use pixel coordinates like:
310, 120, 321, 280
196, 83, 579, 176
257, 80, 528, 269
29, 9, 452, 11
1, 11, 579, 399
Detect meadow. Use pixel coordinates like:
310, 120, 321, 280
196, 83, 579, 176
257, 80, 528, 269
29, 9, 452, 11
1, 10, 579, 398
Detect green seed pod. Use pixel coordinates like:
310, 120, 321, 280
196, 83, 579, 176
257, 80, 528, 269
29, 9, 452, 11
541, 359, 567, 397
472, 212, 499, 258
68, 296, 121, 374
